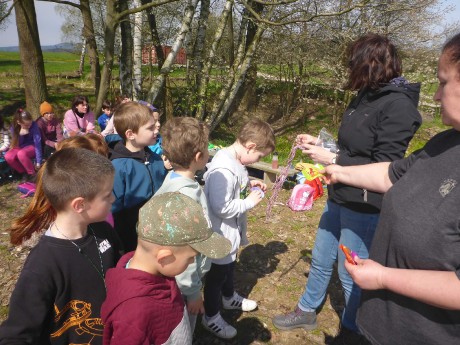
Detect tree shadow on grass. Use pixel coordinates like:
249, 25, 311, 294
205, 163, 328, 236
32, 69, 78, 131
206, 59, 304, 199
236, 241, 289, 296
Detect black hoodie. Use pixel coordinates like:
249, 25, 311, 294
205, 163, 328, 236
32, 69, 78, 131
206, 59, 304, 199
329, 81, 422, 213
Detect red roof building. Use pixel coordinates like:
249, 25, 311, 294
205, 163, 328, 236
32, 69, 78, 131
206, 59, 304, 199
141, 45, 187, 65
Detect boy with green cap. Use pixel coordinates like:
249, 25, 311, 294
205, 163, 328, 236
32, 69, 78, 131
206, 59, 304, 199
101, 192, 231, 345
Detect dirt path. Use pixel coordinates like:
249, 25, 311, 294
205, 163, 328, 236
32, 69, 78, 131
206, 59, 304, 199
0, 180, 344, 344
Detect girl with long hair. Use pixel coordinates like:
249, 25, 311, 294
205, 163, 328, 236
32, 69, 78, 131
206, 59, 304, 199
4, 109, 42, 179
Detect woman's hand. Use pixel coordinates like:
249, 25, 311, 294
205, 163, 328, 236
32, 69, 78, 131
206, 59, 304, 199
323, 164, 343, 184
296, 134, 317, 147
300, 144, 336, 166
344, 256, 386, 290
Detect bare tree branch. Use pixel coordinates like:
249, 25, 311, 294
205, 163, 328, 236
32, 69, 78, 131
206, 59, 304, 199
0, 0, 16, 23
38, 0, 81, 9
239, 0, 375, 26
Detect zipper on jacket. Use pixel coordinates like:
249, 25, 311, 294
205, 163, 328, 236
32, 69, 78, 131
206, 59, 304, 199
144, 155, 155, 196
363, 189, 368, 202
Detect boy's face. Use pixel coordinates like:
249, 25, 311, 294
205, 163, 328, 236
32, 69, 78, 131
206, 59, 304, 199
153, 112, 160, 136
241, 146, 271, 165
84, 178, 115, 222
132, 117, 158, 147
103, 108, 112, 116
159, 245, 198, 277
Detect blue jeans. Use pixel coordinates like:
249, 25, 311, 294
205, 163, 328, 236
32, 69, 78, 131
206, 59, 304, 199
298, 200, 379, 332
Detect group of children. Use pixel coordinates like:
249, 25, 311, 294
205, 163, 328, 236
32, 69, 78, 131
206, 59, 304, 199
0, 99, 276, 344
0, 94, 131, 182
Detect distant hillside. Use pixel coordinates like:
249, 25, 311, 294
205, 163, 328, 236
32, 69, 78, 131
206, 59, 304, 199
0, 42, 78, 52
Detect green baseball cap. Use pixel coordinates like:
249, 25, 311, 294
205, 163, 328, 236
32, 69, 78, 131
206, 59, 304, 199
137, 192, 231, 259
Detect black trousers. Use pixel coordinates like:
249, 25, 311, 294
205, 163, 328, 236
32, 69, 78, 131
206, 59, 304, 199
204, 261, 236, 317
43, 145, 56, 160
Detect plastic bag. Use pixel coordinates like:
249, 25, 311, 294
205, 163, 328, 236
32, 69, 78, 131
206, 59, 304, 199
315, 128, 338, 153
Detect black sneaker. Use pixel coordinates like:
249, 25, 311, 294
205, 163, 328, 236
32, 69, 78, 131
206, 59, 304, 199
272, 306, 317, 331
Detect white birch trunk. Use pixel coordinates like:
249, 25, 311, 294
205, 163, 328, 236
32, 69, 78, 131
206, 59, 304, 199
132, 0, 143, 101
78, 37, 86, 76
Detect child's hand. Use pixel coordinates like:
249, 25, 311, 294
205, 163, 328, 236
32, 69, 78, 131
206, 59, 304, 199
250, 179, 267, 192
344, 256, 386, 291
247, 189, 263, 206
187, 296, 204, 314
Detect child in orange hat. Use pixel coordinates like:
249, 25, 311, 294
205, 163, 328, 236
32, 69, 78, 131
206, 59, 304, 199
37, 101, 63, 159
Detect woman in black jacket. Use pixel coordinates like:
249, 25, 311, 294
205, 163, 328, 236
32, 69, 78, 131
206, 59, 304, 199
272, 33, 422, 343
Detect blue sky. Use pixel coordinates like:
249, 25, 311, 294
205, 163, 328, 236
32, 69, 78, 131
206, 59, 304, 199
0, 0, 459, 47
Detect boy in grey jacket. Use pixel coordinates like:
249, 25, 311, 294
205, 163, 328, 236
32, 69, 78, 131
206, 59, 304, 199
202, 118, 275, 339
154, 117, 210, 332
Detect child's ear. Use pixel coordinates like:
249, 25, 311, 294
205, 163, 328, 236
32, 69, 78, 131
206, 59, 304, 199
195, 151, 203, 161
125, 129, 135, 141
245, 141, 257, 152
70, 197, 86, 213
157, 248, 174, 265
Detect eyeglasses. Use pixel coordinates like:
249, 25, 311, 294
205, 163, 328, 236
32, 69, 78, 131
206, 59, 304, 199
78, 103, 88, 107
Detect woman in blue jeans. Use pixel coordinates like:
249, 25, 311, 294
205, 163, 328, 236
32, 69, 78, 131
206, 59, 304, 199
272, 33, 422, 343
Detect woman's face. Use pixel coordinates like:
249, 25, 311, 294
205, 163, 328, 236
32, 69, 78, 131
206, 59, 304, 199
76, 102, 88, 113
434, 53, 460, 130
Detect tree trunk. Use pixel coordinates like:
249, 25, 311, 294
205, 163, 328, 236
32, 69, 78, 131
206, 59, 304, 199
207, 8, 270, 131
119, 0, 133, 98
15, 0, 47, 118
165, 76, 174, 121
147, 0, 199, 104
78, 37, 86, 76
96, 0, 118, 115
141, 0, 165, 69
239, 1, 264, 112
191, 0, 210, 93
80, 0, 101, 98
141, 0, 166, 107
227, 7, 234, 67
195, 0, 233, 120
132, 0, 143, 101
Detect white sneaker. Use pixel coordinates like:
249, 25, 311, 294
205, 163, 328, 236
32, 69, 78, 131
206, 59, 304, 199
222, 292, 258, 311
201, 313, 237, 339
